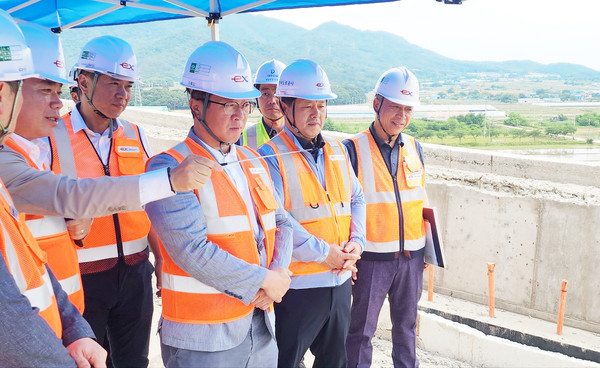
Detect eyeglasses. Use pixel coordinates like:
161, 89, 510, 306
208, 100, 256, 115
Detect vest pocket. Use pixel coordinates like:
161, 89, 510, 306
253, 177, 278, 210
114, 138, 145, 175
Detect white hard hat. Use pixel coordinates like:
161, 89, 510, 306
0, 10, 33, 82
18, 22, 71, 86
68, 64, 78, 85
74, 36, 139, 82
181, 41, 259, 100
276, 59, 337, 101
254, 59, 286, 87
374, 67, 420, 107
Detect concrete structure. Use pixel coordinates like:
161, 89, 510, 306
423, 143, 600, 334
299, 129, 600, 336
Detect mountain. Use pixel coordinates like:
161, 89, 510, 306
59, 14, 600, 91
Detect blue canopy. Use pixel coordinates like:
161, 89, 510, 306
1, 0, 400, 36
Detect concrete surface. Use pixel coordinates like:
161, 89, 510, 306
418, 291, 600, 365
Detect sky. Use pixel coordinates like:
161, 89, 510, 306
264, 0, 600, 72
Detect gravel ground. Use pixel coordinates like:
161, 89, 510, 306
148, 284, 473, 368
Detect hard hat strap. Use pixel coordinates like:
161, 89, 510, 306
284, 99, 319, 144
82, 72, 110, 120
376, 96, 396, 145
190, 93, 233, 155
0, 81, 22, 145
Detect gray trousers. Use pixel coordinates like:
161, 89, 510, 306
161, 310, 278, 368
346, 250, 425, 368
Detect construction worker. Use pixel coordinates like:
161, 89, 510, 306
344, 67, 428, 368
240, 59, 286, 150
258, 59, 366, 368
2, 21, 87, 312
50, 35, 160, 367
144, 41, 292, 367
0, 9, 106, 366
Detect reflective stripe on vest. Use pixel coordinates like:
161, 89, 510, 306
25, 215, 86, 309
26, 216, 67, 237
7, 137, 85, 312
160, 138, 277, 324
352, 131, 426, 252
242, 121, 271, 151
0, 183, 62, 338
266, 133, 352, 276
56, 115, 151, 266
76, 237, 148, 263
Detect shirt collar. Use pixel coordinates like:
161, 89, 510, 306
283, 125, 325, 150
10, 133, 49, 170
261, 118, 279, 139
70, 103, 124, 136
369, 122, 405, 149
187, 127, 237, 165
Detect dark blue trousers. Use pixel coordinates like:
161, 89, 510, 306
346, 251, 425, 368
275, 279, 352, 368
82, 259, 154, 368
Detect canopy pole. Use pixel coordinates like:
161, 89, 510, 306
207, 12, 221, 41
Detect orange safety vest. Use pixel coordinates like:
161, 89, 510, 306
4, 138, 84, 312
0, 181, 62, 338
53, 114, 151, 273
264, 133, 352, 276
161, 137, 277, 324
350, 131, 426, 253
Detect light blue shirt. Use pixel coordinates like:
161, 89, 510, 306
145, 128, 292, 352
258, 126, 366, 290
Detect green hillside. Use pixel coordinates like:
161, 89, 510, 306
60, 13, 600, 92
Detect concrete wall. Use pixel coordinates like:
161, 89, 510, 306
423, 143, 600, 333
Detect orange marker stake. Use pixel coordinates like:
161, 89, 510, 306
557, 280, 568, 335
428, 265, 434, 302
487, 263, 495, 318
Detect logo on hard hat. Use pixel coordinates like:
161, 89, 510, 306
53, 60, 65, 68
231, 75, 249, 83
189, 63, 211, 76
81, 51, 95, 61
400, 90, 413, 96
279, 80, 294, 87
0, 46, 13, 62
316, 83, 324, 88
120, 62, 135, 71
270, 69, 275, 74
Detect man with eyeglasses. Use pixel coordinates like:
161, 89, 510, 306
144, 41, 293, 367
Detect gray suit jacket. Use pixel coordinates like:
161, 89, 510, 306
0, 145, 143, 218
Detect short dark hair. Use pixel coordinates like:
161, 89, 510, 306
187, 88, 208, 101
78, 70, 95, 80
6, 80, 19, 94
280, 97, 295, 107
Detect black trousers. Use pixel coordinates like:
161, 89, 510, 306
275, 279, 352, 368
81, 259, 154, 368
